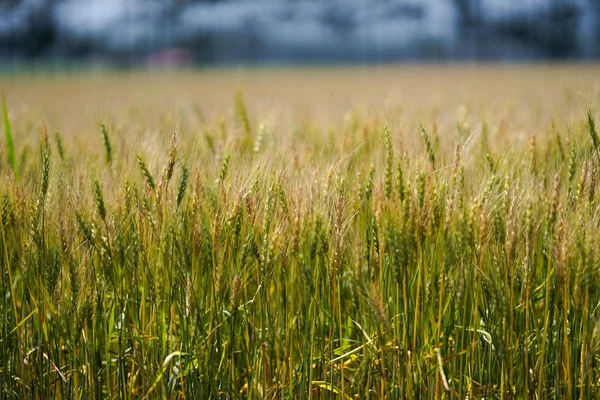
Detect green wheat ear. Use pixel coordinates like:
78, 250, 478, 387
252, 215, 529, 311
40, 145, 50, 201
420, 124, 436, 169
2, 95, 16, 173
100, 123, 112, 165
383, 125, 393, 199
136, 154, 156, 192
176, 165, 190, 210
92, 180, 107, 222
218, 153, 230, 185
586, 106, 600, 164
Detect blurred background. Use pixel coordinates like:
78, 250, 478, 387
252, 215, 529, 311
0, 0, 599, 68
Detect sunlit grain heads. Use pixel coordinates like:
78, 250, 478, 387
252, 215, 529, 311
504, 212, 518, 265
396, 160, 405, 203
163, 131, 178, 185
124, 179, 133, 214
332, 191, 345, 276
587, 106, 600, 163
383, 125, 393, 199
92, 180, 107, 222
75, 212, 94, 246
40, 144, 50, 201
525, 201, 534, 250
548, 173, 560, 226
192, 170, 200, 219
417, 166, 426, 210
1, 194, 13, 230
176, 166, 190, 210
100, 123, 112, 165
142, 196, 157, 231
478, 208, 488, 256
568, 144, 577, 186
5, 76, 600, 397
420, 124, 436, 169
77, 291, 94, 334
291, 209, 300, 258
370, 287, 391, 333
485, 152, 496, 173
230, 274, 241, 315
370, 215, 380, 272
136, 154, 156, 193
501, 175, 511, 215
262, 183, 275, 233
576, 163, 588, 206
240, 230, 257, 267
226, 197, 242, 243
364, 165, 375, 200
243, 191, 256, 224
277, 181, 288, 216
587, 162, 596, 205
432, 182, 446, 231
555, 216, 566, 289
218, 153, 230, 185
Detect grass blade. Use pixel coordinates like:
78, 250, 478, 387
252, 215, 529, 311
312, 381, 353, 399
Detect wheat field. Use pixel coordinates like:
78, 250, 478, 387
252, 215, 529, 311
1, 65, 600, 398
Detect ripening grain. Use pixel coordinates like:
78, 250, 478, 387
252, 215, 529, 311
1, 65, 600, 399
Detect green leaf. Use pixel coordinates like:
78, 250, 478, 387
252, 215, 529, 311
312, 381, 352, 399
2, 95, 16, 173
0, 308, 37, 343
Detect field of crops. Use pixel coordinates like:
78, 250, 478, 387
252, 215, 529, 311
1, 65, 600, 398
